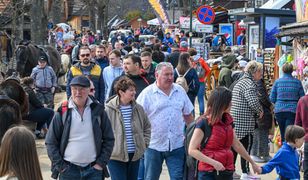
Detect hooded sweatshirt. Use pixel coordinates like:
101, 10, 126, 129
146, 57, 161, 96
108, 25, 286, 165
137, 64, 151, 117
218, 55, 236, 88
103, 65, 123, 101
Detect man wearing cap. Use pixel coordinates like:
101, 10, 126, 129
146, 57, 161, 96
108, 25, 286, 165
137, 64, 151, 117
66, 46, 105, 103
163, 32, 174, 45
30, 55, 57, 108
46, 75, 115, 180
114, 41, 128, 58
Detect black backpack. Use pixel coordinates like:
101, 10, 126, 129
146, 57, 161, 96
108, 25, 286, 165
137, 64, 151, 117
185, 118, 212, 177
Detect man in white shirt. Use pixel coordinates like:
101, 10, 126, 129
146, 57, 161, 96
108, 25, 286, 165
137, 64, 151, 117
137, 62, 194, 180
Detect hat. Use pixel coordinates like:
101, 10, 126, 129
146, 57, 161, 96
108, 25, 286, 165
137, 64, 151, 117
69, 75, 90, 87
222, 55, 236, 67
171, 43, 179, 48
39, 56, 47, 62
180, 41, 188, 48
239, 60, 248, 68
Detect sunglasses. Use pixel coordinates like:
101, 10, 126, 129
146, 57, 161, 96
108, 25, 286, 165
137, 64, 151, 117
80, 54, 90, 58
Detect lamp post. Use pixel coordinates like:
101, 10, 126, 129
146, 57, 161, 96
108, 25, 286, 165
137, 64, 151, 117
189, 0, 192, 48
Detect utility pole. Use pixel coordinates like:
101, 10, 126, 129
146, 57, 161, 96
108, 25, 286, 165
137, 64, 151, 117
189, 0, 192, 48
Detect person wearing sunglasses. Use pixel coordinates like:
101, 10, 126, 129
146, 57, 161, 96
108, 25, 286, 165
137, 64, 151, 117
66, 46, 105, 103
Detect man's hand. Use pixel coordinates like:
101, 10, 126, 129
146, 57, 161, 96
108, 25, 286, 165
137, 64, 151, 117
93, 164, 103, 171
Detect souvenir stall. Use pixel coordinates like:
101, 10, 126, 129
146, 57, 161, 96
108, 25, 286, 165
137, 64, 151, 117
276, 0, 308, 94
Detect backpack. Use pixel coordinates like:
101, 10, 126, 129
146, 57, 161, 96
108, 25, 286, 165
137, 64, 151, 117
175, 68, 190, 92
185, 118, 212, 177
195, 62, 206, 79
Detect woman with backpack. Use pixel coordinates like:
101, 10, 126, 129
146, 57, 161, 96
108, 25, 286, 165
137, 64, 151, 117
188, 87, 259, 180
174, 52, 200, 106
188, 48, 210, 115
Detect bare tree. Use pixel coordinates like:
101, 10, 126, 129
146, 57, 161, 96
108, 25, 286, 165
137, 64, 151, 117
48, 0, 63, 24
88, 0, 96, 32
31, 0, 47, 45
97, 0, 109, 39
10, 0, 24, 45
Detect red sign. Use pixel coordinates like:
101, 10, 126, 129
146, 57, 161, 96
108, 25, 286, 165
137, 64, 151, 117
196, 5, 215, 25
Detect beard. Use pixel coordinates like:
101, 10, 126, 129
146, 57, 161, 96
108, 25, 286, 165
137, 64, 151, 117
82, 59, 90, 65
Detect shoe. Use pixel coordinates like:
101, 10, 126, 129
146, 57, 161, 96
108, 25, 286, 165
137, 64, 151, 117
251, 155, 265, 163
233, 172, 241, 179
261, 155, 272, 162
240, 173, 261, 180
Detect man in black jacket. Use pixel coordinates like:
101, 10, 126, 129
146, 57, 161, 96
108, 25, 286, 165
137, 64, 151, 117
46, 75, 114, 179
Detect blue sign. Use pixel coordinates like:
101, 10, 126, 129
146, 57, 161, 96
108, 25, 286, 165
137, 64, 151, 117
196, 5, 215, 25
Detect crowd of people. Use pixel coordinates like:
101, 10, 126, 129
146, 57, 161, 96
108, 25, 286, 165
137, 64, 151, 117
0, 27, 307, 180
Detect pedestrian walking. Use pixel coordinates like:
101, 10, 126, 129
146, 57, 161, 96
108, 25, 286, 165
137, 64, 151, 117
46, 75, 114, 180
270, 63, 305, 142
137, 62, 194, 180
189, 87, 260, 180
105, 77, 151, 180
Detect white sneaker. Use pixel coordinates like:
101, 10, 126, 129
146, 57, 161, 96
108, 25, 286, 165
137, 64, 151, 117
241, 173, 261, 180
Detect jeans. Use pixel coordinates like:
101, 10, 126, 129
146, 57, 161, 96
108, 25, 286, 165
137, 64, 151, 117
197, 82, 205, 115
137, 156, 144, 180
275, 112, 296, 142
59, 162, 103, 180
144, 147, 185, 180
24, 107, 54, 130
198, 171, 233, 180
108, 153, 140, 180
303, 142, 308, 180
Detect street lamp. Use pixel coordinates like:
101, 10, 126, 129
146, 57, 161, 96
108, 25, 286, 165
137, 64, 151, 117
189, 0, 192, 48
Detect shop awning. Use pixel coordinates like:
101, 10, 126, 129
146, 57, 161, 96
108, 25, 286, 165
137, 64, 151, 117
276, 21, 308, 37
261, 0, 292, 9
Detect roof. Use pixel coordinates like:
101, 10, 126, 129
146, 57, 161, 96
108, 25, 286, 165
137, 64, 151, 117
228, 7, 295, 16
261, 0, 291, 9
276, 21, 308, 37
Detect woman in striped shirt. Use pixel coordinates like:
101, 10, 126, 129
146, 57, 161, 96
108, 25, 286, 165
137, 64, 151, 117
105, 76, 151, 180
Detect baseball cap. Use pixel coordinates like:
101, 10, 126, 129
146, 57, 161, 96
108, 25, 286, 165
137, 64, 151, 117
180, 41, 188, 48
69, 75, 90, 87
39, 56, 47, 62
239, 60, 248, 68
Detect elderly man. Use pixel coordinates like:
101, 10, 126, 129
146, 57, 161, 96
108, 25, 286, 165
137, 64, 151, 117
137, 62, 194, 180
46, 75, 114, 180
66, 46, 105, 102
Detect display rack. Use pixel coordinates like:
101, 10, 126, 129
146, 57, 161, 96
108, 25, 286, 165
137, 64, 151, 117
263, 48, 276, 92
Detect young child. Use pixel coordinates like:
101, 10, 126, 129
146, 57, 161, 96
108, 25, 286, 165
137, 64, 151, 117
258, 125, 305, 180
30, 55, 57, 109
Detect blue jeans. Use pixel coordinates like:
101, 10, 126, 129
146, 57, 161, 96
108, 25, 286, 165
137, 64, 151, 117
144, 147, 185, 180
137, 156, 144, 180
108, 153, 140, 180
275, 112, 296, 142
197, 82, 205, 115
59, 162, 103, 180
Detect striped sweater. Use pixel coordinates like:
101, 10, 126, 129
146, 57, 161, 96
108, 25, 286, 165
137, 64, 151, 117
270, 74, 305, 114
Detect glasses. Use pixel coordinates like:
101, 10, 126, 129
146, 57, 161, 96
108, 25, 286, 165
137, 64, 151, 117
80, 54, 90, 58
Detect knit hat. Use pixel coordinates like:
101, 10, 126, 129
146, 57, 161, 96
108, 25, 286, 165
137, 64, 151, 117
222, 55, 236, 68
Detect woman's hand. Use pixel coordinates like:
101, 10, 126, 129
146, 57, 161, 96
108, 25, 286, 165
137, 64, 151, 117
212, 160, 225, 171
251, 163, 262, 174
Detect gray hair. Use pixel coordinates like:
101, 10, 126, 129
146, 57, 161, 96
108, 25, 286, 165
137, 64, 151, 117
89, 44, 97, 51
155, 62, 174, 75
244, 60, 263, 75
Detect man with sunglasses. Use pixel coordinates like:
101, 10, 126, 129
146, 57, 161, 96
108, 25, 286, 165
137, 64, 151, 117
66, 46, 105, 103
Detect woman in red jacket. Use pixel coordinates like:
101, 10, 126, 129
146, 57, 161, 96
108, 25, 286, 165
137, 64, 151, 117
188, 87, 259, 179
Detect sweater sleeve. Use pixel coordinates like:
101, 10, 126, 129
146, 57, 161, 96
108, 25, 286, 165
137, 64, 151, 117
261, 149, 284, 174
270, 81, 277, 103
295, 99, 303, 126
224, 70, 233, 88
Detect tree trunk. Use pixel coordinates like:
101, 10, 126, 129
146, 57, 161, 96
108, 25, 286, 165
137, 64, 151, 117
50, 0, 63, 24
12, 0, 24, 46
103, 0, 109, 40
88, 0, 96, 32
31, 0, 47, 45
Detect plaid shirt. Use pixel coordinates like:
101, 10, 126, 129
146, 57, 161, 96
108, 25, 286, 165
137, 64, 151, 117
230, 73, 263, 139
